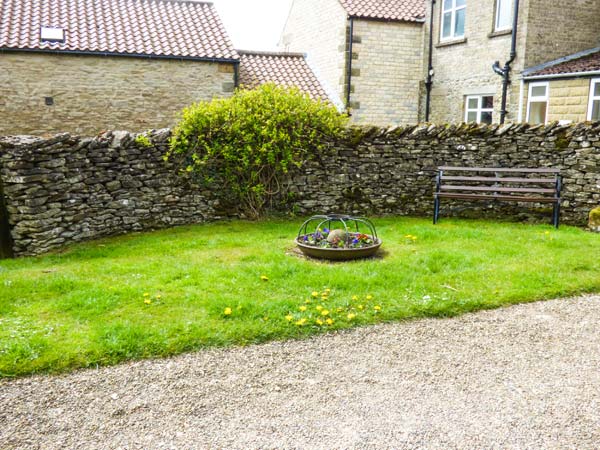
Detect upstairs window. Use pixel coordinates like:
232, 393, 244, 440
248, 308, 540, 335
527, 82, 549, 124
441, 0, 466, 41
465, 95, 494, 124
588, 79, 600, 121
495, 0, 513, 31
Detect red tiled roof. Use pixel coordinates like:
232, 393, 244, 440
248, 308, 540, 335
0, 0, 239, 60
239, 51, 330, 101
338, 0, 426, 22
528, 49, 600, 76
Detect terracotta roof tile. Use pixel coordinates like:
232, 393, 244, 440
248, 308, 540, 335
239, 51, 330, 101
528, 49, 600, 76
0, 0, 239, 60
338, 0, 425, 22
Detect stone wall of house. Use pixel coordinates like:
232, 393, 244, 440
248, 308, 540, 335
350, 20, 423, 126
523, 0, 600, 67
279, 0, 347, 105
523, 78, 595, 124
424, 0, 525, 124
0, 122, 599, 257
0, 53, 236, 136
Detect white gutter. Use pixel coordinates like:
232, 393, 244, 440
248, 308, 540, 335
517, 78, 524, 123
523, 70, 600, 81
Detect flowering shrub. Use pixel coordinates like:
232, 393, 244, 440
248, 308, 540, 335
299, 228, 375, 249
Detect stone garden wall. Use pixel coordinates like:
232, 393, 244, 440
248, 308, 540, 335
0, 121, 599, 257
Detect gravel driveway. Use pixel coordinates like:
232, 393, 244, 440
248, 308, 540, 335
1, 295, 599, 449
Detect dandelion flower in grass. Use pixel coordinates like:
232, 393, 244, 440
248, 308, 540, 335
305, 299, 312, 304
143, 293, 150, 297
321, 309, 330, 316
347, 313, 356, 320
325, 318, 334, 325
144, 299, 152, 305
223, 307, 232, 316
311, 291, 319, 298
374, 305, 382, 311
357, 304, 364, 310
336, 307, 343, 313
315, 319, 323, 326
295, 318, 307, 326
155, 294, 161, 299
285, 315, 293, 322
351, 295, 358, 301
316, 305, 323, 311
260, 275, 269, 281
299, 305, 307, 312
366, 294, 373, 300
325, 288, 331, 293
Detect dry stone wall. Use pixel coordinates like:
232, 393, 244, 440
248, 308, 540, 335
0, 122, 599, 257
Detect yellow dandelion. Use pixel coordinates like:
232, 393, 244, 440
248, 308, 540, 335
316, 305, 323, 311
311, 291, 319, 298
352, 295, 358, 301
325, 288, 331, 293
404, 234, 413, 238
321, 309, 330, 316
285, 315, 293, 322
336, 307, 343, 312
144, 299, 152, 305
411, 236, 417, 240
374, 305, 382, 311
263, 316, 269, 321
143, 292, 150, 297
316, 319, 323, 325
299, 305, 308, 312
260, 275, 269, 281
347, 313, 356, 320
358, 304, 364, 310
305, 299, 312, 304
366, 294, 373, 300
295, 318, 307, 326
155, 294, 161, 299
326, 318, 334, 325
224, 307, 232, 315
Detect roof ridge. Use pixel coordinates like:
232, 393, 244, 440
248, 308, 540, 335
237, 49, 306, 58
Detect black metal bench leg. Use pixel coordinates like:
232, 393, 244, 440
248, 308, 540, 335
433, 197, 440, 224
553, 202, 560, 229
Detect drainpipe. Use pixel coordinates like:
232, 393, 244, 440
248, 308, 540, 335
424, 0, 436, 122
233, 60, 240, 89
345, 17, 354, 113
492, 0, 520, 124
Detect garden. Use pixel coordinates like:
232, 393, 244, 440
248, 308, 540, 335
1, 217, 600, 377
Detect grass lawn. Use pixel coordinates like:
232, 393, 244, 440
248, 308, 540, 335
1, 216, 599, 377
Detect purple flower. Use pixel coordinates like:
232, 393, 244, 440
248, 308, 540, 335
352, 238, 359, 244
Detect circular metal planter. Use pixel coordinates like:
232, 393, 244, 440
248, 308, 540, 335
295, 214, 382, 261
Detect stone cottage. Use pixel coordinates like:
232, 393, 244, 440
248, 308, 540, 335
280, 0, 426, 126
520, 47, 600, 124
0, 0, 239, 135
423, 0, 600, 125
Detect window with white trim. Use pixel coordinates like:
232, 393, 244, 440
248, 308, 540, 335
527, 82, 549, 124
495, 0, 513, 31
465, 95, 494, 124
587, 78, 600, 121
441, 0, 466, 41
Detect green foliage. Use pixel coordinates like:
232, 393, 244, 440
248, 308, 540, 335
1, 217, 600, 377
167, 83, 347, 218
134, 134, 152, 148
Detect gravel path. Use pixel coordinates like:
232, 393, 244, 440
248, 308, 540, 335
2, 295, 600, 449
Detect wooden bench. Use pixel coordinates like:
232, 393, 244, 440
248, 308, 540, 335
433, 167, 562, 228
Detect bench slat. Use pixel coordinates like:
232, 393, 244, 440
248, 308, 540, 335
435, 193, 558, 203
438, 166, 560, 174
440, 185, 556, 194
441, 176, 556, 184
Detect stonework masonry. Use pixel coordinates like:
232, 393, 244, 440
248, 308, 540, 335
351, 20, 424, 126
0, 53, 236, 136
1, 122, 599, 257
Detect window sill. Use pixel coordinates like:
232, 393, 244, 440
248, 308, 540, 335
488, 29, 512, 38
436, 37, 467, 48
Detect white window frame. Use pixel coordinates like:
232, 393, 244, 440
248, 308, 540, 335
587, 78, 600, 121
526, 81, 549, 124
495, 0, 513, 31
440, 0, 466, 41
465, 95, 494, 124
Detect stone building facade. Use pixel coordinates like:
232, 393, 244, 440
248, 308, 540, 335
424, 0, 600, 125
0, 0, 239, 136
280, 0, 426, 125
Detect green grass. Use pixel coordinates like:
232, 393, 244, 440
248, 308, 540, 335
1, 217, 599, 377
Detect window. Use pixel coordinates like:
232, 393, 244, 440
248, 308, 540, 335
495, 0, 513, 31
40, 26, 65, 43
441, 0, 466, 41
465, 95, 494, 124
587, 78, 600, 121
527, 82, 549, 124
